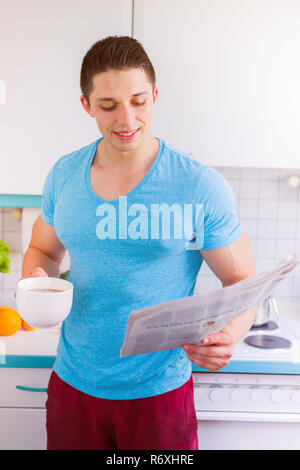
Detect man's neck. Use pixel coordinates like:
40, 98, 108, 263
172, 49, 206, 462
93, 134, 159, 175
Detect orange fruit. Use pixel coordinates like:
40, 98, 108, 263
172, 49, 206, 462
0, 306, 22, 336
22, 319, 37, 331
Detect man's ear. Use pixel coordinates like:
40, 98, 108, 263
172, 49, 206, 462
80, 95, 95, 118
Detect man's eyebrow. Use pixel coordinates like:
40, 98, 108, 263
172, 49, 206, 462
96, 91, 149, 102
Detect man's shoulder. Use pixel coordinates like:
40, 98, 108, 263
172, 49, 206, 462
161, 139, 233, 203
162, 139, 223, 184
51, 139, 98, 174
163, 140, 205, 171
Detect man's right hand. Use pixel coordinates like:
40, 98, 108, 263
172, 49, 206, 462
14, 267, 49, 298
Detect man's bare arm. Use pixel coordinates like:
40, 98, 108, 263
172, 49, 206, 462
22, 215, 66, 278
183, 231, 257, 371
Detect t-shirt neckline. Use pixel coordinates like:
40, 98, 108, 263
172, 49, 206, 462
84, 136, 164, 205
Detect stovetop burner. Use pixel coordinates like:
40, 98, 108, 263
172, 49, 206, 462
232, 305, 300, 364
244, 334, 292, 350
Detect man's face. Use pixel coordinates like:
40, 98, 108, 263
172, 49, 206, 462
81, 68, 158, 152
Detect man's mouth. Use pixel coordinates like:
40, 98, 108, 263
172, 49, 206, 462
113, 128, 140, 141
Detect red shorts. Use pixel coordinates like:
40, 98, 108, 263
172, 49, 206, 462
46, 370, 198, 450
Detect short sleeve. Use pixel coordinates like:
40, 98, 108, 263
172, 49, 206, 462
40, 166, 55, 226
198, 167, 244, 250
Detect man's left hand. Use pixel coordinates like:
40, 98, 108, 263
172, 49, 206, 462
183, 329, 235, 371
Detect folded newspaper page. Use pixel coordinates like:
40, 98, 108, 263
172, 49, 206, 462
120, 253, 300, 357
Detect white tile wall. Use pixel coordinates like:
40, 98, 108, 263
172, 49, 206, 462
195, 167, 300, 303
0, 208, 23, 294
1, 167, 300, 301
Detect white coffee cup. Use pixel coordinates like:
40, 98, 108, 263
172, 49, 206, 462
16, 277, 73, 327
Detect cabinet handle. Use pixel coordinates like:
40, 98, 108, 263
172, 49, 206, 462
15, 385, 47, 392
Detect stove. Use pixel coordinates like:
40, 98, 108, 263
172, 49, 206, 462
192, 303, 300, 449
233, 306, 300, 364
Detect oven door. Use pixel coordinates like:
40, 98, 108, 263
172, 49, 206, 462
196, 411, 300, 450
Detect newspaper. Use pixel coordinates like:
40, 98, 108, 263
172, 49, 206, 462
120, 253, 300, 357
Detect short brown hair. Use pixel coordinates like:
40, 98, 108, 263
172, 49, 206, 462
80, 35, 156, 104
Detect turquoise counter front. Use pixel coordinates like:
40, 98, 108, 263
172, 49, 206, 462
192, 361, 300, 375
0, 356, 300, 374
0, 355, 55, 368
0, 194, 41, 207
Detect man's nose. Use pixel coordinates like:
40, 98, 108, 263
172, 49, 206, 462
116, 104, 136, 126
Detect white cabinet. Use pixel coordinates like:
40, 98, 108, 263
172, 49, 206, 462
2, 1, 299, 196
0, 0, 132, 195
134, 0, 300, 169
0, 409, 46, 450
196, 419, 300, 450
0, 368, 52, 450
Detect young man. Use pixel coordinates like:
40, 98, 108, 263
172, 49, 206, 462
21, 36, 257, 450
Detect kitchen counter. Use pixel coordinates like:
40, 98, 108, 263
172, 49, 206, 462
0, 326, 59, 368
0, 301, 299, 373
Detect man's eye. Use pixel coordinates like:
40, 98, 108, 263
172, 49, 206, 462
101, 101, 146, 112
102, 106, 116, 111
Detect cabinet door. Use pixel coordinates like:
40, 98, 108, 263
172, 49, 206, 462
0, 408, 46, 450
134, 0, 300, 168
0, 368, 52, 407
0, 0, 132, 195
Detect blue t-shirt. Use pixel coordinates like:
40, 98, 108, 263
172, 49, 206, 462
41, 136, 244, 399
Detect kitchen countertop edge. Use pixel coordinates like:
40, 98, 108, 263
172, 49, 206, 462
0, 355, 56, 368
0, 355, 299, 374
